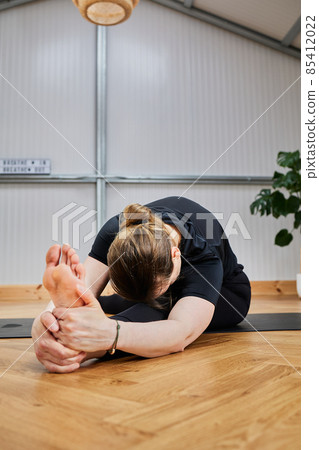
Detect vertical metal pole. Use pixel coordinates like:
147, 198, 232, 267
96, 26, 107, 231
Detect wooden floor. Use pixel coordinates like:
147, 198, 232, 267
0, 294, 301, 450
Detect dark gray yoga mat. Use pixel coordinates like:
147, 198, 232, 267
0, 318, 34, 338
0, 313, 301, 338
206, 313, 301, 333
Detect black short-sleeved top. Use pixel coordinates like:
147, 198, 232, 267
89, 196, 244, 306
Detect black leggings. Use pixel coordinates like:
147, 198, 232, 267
98, 271, 251, 331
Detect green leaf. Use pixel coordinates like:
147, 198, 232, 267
277, 150, 301, 171
250, 189, 272, 216
275, 229, 293, 246
294, 211, 301, 229
286, 195, 301, 214
271, 191, 286, 218
260, 188, 272, 196
273, 171, 284, 180
284, 171, 301, 193
251, 150, 301, 246
272, 171, 285, 188
272, 171, 301, 193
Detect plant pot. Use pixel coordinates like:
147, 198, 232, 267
296, 273, 301, 298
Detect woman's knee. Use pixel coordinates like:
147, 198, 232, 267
110, 302, 168, 323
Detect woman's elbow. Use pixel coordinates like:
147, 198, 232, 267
141, 342, 186, 358
172, 341, 187, 353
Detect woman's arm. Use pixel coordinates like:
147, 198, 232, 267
53, 293, 215, 359
116, 297, 215, 357
83, 256, 110, 298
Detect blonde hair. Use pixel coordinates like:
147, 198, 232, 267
107, 203, 174, 306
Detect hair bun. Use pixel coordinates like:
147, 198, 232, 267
120, 203, 152, 229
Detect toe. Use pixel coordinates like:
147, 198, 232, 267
70, 253, 80, 267
45, 245, 61, 267
75, 263, 86, 282
67, 247, 76, 267
61, 244, 70, 264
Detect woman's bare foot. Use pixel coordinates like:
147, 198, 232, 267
43, 244, 86, 308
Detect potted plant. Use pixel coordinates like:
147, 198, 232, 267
250, 150, 301, 295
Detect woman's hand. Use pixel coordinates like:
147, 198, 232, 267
52, 286, 117, 354
32, 312, 87, 373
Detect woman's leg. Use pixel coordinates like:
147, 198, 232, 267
110, 303, 168, 322
207, 271, 251, 330
98, 271, 250, 340
98, 294, 138, 314
99, 272, 251, 328
97, 295, 168, 360
98, 294, 168, 322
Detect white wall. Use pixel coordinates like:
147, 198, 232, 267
0, 0, 96, 173
0, 0, 300, 284
0, 184, 96, 284
105, 0, 301, 280
106, 0, 300, 176
0, 0, 97, 283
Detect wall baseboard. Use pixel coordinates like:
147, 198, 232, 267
0, 285, 51, 301
250, 280, 297, 296
0, 280, 297, 301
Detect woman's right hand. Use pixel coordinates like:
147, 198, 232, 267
32, 312, 87, 373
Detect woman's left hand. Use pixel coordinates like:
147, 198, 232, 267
52, 286, 117, 353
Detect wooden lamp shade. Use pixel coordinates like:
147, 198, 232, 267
72, 0, 139, 26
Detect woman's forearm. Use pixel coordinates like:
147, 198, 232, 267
51, 291, 209, 360
115, 319, 190, 358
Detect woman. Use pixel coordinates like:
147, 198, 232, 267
32, 196, 251, 373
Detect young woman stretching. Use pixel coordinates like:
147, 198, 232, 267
32, 196, 251, 373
